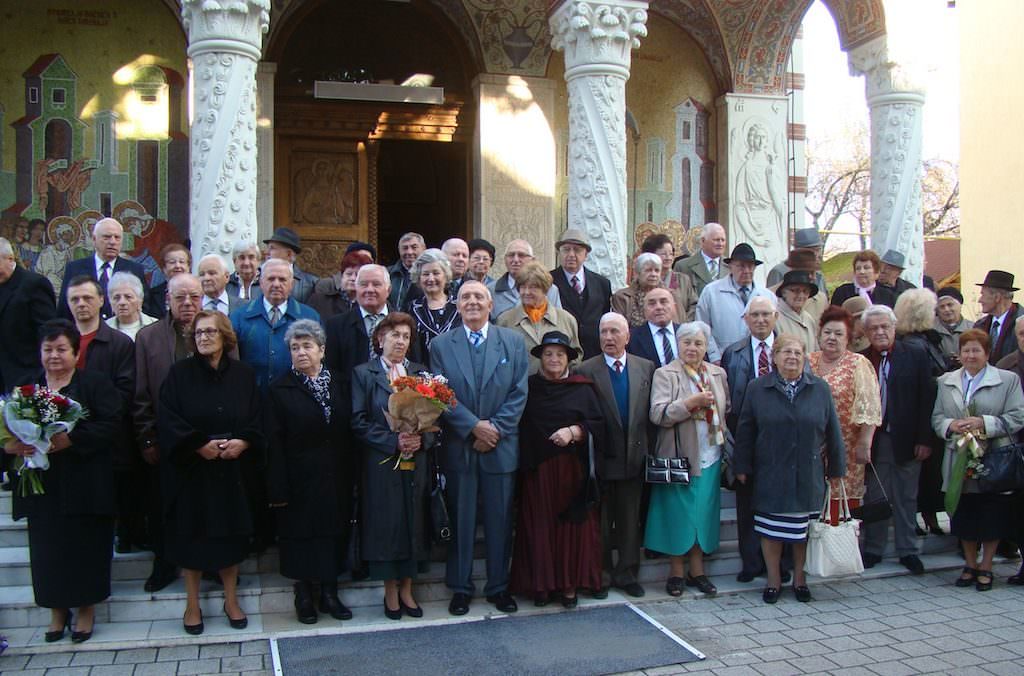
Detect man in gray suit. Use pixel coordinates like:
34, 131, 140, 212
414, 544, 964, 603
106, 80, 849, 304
430, 281, 529, 616
673, 222, 728, 297
575, 312, 655, 597
197, 254, 243, 316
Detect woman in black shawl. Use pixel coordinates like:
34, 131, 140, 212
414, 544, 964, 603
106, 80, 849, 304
510, 331, 604, 608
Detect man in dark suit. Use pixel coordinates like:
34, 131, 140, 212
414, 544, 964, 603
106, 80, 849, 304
860, 304, 936, 574
0, 238, 56, 392
877, 249, 917, 300
550, 228, 612, 360
264, 227, 319, 304
430, 281, 529, 616
576, 312, 655, 596
198, 254, 243, 316
673, 222, 728, 297
627, 288, 680, 367
973, 270, 1024, 365
58, 217, 152, 321
134, 274, 205, 591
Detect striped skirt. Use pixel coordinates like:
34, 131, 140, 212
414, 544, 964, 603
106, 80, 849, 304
753, 512, 817, 542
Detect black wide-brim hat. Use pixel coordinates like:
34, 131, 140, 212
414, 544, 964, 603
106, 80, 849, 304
263, 227, 303, 254
976, 269, 1019, 292
723, 242, 762, 266
776, 269, 819, 298
530, 330, 581, 360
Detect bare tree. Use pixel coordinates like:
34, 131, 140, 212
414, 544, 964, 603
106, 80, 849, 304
921, 158, 960, 238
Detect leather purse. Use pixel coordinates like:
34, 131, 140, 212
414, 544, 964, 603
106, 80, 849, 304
977, 441, 1024, 494
850, 462, 893, 523
645, 455, 690, 485
806, 482, 865, 578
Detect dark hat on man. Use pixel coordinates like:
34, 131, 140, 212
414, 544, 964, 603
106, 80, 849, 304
555, 228, 592, 252
784, 247, 820, 271
467, 238, 496, 261
776, 269, 819, 298
346, 241, 377, 260
263, 227, 302, 254
723, 242, 762, 266
936, 286, 964, 304
530, 330, 582, 360
976, 270, 1019, 292
793, 228, 823, 248
880, 249, 906, 269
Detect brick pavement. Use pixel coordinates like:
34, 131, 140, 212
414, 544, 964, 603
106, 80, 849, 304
1, 562, 1021, 675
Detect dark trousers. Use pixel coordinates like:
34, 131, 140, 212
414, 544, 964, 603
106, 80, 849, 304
446, 461, 515, 597
143, 462, 173, 573
601, 477, 643, 587
114, 466, 145, 545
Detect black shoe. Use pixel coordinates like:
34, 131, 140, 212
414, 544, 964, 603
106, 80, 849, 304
976, 570, 994, 592
665, 576, 684, 597
71, 621, 94, 644
561, 594, 578, 609
899, 555, 925, 575
781, 570, 792, 584
45, 610, 72, 643
862, 552, 882, 569
1007, 564, 1024, 586
183, 609, 204, 636
736, 570, 759, 583
614, 582, 646, 598
955, 567, 978, 588
486, 591, 518, 613
223, 603, 248, 630
997, 542, 1020, 560
534, 593, 550, 607
115, 537, 132, 554
792, 585, 812, 603
590, 587, 609, 599
294, 582, 318, 624
319, 584, 353, 621
384, 600, 402, 621
928, 525, 946, 536
144, 564, 178, 593
685, 575, 717, 596
914, 526, 927, 537
400, 599, 423, 618
762, 587, 780, 604
449, 593, 470, 616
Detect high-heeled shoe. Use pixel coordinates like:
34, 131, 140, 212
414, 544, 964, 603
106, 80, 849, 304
384, 600, 402, 621
223, 603, 248, 630
183, 608, 204, 635
400, 599, 423, 618
71, 622, 94, 644
45, 610, 72, 643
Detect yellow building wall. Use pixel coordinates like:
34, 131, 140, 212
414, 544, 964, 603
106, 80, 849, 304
959, 0, 1024, 317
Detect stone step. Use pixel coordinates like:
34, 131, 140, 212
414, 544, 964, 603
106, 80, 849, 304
0, 512, 27, 547
0, 490, 11, 514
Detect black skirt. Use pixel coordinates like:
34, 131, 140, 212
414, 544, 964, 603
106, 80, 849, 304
28, 512, 113, 608
166, 529, 248, 571
951, 493, 1014, 542
278, 535, 340, 582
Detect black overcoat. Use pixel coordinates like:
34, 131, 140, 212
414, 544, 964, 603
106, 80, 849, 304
0, 265, 55, 393
82, 322, 136, 469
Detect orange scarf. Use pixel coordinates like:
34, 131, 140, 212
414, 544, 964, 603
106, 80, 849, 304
525, 300, 548, 324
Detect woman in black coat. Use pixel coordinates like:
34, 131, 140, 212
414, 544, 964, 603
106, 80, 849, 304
158, 311, 263, 636
266, 319, 352, 624
5, 319, 120, 644
351, 312, 430, 620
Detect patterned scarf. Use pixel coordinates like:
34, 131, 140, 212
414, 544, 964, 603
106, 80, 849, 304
682, 362, 724, 446
295, 366, 332, 423
524, 299, 548, 324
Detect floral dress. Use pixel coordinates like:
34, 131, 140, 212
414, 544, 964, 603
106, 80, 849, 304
809, 351, 882, 500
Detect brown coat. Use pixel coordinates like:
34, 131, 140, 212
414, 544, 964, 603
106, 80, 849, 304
648, 360, 729, 477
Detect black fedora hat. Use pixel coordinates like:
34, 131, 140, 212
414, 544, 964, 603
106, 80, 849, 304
776, 269, 819, 298
263, 227, 303, 254
723, 242, 762, 266
976, 270, 1019, 292
530, 330, 581, 360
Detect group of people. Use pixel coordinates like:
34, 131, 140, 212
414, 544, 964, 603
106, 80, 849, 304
2, 217, 1024, 645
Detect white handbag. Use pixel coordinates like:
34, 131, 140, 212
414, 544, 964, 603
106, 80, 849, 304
805, 483, 865, 578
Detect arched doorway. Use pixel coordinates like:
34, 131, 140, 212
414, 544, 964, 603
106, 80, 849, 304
268, 0, 478, 274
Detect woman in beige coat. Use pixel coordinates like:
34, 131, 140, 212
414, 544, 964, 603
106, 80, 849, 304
646, 321, 729, 597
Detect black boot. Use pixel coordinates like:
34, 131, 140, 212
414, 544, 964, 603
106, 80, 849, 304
294, 581, 318, 624
319, 581, 353, 620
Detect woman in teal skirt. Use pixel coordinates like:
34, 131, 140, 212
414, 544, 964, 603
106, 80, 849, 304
646, 321, 729, 597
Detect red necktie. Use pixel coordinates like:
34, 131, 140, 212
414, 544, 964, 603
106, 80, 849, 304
614, 359, 622, 374
571, 275, 582, 294
758, 342, 770, 377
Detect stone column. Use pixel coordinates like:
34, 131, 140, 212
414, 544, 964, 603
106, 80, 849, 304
849, 36, 927, 285
550, 0, 648, 290
255, 61, 276, 245
182, 0, 270, 264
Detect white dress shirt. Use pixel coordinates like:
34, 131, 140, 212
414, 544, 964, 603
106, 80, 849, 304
603, 352, 627, 371
205, 291, 231, 315
648, 321, 677, 365
563, 267, 586, 293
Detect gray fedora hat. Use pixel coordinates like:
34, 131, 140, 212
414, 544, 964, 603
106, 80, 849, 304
880, 249, 906, 269
555, 228, 592, 252
263, 227, 302, 254
793, 228, 822, 248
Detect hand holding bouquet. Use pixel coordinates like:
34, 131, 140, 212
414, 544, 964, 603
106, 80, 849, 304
382, 373, 456, 470
0, 385, 87, 496
945, 402, 988, 516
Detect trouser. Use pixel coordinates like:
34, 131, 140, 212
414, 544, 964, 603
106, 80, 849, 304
143, 462, 173, 573
863, 432, 921, 557
601, 477, 643, 587
446, 461, 515, 596
114, 466, 145, 545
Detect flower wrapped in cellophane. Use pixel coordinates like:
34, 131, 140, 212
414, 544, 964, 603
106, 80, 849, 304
0, 385, 87, 496
382, 373, 456, 470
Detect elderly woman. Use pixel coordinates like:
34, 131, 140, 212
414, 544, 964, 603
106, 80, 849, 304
809, 307, 881, 523
510, 331, 604, 607
407, 249, 461, 366
647, 321, 728, 597
932, 329, 1024, 591
496, 261, 581, 375
158, 310, 263, 635
148, 243, 192, 317
641, 234, 697, 314
734, 334, 845, 604
775, 270, 820, 352
266, 319, 352, 624
351, 313, 429, 620
830, 250, 897, 308
308, 249, 373, 319
106, 271, 158, 340
6, 320, 120, 643
612, 253, 694, 328
228, 241, 261, 302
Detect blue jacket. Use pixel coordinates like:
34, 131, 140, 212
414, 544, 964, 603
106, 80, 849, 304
231, 298, 321, 390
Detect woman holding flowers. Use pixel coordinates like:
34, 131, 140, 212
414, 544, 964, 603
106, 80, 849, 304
5, 319, 120, 643
932, 329, 1024, 591
351, 312, 430, 620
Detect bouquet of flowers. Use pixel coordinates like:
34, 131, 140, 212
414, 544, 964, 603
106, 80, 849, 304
382, 373, 456, 470
0, 385, 87, 496
944, 401, 987, 517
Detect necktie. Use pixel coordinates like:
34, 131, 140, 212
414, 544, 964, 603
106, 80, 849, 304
613, 359, 622, 374
367, 313, 383, 333
98, 262, 110, 291
878, 352, 889, 419
470, 330, 484, 347
708, 259, 718, 278
739, 286, 750, 306
758, 341, 770, 377
205, 298, 218, 312
659, 327, 674, 366
269, 306, 281, 327
991, 319, 1001, 342
571, 275, 582, 295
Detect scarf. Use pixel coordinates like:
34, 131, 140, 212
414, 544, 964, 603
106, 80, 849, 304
295, 366, 332, 423
524, 299, 548, 325
854, 281, 875, 304
682, 362, 724, 446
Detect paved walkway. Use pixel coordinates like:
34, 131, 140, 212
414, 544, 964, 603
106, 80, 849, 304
1, 561, 1021, 675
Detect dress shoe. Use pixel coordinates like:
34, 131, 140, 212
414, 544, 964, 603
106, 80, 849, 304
534, 593, 550, 607
1007, 564, 1024, 586
792, 585, 812, 603
899, 555, 925, 575
319, 584, 353, 621
975, 570, 993, 592
486, 591, 518, 613
71, 627, 93, 644
614, 582, 646, 598
561, 594, 578, 609
665, 576, 684, 597
861, 552, 882, 569
144, 564, 178, 593
183, 609, 204, 635
589, 587, 609, 599
45, 610, 72, 643
736, 570, 759, 583
384, 601, 402, 621
223, 603, 248, 630
955, 567, 978, 588
448, 593, 471, 616
685, 575, 717, 596
762, 587, 780, 604
400, 599, 423, 618
294, 582, 318, 624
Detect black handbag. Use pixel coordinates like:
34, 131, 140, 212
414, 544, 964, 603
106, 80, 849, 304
977, 442, 1024, 494
429, 449, 452, 543
850, 462, 893, 523
645, 455, 690, 485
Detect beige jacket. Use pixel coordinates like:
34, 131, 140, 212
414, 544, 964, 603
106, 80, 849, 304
496, 302, 581, 375
648, 360, 730, 477
775, 300, 819, 352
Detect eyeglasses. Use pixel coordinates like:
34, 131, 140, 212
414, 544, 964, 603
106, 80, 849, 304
171, 293, 202, 302
469, 254, 491, 263
194, 328, 221, 338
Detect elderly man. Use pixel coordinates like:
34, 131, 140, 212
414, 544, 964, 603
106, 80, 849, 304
934, 287, 971, 363
227, 240, 261, 301
774, 270, 820, 352
576, 312, 655, 597
696, 243, 762, 362
860, 304, 936, 574
766, 228, 826, 287
973, 270, 1024, 364
263, 227, 318, 303
626, 288, 681, 367
491, 239, 562, 319
442, 237, 470, 292
0, 237, 56, 393
877, 249, 917, 300
135, 274, 205, 591
466, 238, 497, 290
674, 222, 728, 296
59, 217, 151, 321
388, 232, 425, 309
198, 254, 241, 316
430, 281, 529, 616
549, 228, 612, 360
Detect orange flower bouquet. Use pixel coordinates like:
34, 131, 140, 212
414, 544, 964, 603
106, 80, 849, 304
382, 373, 457, 470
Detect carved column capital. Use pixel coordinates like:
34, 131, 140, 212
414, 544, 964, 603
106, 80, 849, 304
847, 35, 926, 103
549, 0, 649, 79
182, 0, 270, 60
